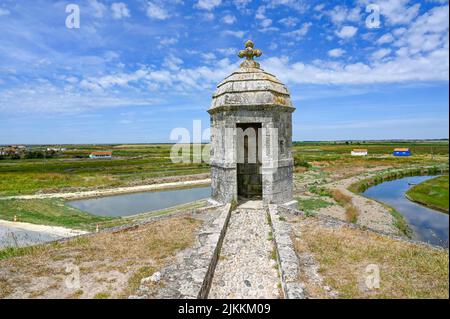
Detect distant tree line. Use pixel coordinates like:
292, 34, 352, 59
0, 150, 57, 160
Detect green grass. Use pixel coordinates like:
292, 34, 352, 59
292, 140, 449, 156
406, 176, 449, 213
292, 141, 448, 172
93, 292, 111, 299
308, 185, 332, 197
1, 141, 447, 196
0, 244, 49, 260
390, 207, 413, 237
0, 144, 209, 196
0, 199, 115, 231
297, 198, 333, 214
120, 266, 156, 298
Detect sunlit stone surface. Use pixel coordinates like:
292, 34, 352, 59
208, 40, 296, 206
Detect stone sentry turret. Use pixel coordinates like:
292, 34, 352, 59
208, 40, 296, 207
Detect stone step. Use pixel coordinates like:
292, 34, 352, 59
237, 200, 264, 210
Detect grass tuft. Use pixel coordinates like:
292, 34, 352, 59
331, 189, 359, 224
297, 198, 333, 214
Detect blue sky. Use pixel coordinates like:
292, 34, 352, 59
0, 0, 448, 144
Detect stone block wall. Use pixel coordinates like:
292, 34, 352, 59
262, 164, 293, 204
210, 165, 237, 203
209, 107, 294, 205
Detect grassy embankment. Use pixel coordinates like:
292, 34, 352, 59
0, 198, 207, 231
0, 199, 114, 231
293, 216, 449, 299
406, 176, 449, 213
0, 216, 201, 298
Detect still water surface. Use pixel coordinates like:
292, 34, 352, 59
68, 186, 211, 217
363, 175, 448, 247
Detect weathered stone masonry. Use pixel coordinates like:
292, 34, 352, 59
208, 40, 296, 206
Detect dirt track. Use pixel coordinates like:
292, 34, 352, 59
0, 179, 211, 201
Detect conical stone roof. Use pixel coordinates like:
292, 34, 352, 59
209, 40, 294, 113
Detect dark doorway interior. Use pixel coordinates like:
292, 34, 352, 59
237, 123, 262, 199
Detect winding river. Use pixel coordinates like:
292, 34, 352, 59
363, 175, 449, 248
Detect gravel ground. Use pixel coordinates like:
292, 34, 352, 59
209, 206, 281, 299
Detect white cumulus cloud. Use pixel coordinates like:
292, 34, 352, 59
195, 0, 222, 10
147, 2, 170, 20
372, 48, 392, 60
336, 25, 358, 38
328, 48, 346, 57
111, 2, 130, 19
222, 14, 236, 24
327, 5, 361, 25
279, 17, 298, 27
284, 23, 312, 38
377, 33, 394, 44
89, 0, 107, 18
223, 30, 245, 38
394, 5, 449, 55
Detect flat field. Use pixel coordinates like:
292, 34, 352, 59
0, 144, 209, 196
1, 141, 447, 196
406, 175, 449, 213
0, 141, 447, 231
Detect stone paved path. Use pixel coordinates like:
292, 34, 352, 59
209, 203, 281, 299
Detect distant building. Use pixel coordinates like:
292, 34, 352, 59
47, 147, 66, 152
0, 146, 20, 156
393, 148, 411, 156
351, 149, 368, 156
89, 151, 112, 159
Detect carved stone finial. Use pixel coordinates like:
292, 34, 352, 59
238, 40, 262, 68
